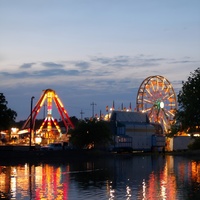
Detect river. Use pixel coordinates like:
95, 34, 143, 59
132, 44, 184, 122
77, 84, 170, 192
0, 154, 200, 199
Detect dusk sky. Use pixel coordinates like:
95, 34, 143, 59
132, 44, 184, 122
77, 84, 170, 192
0, 0, 200, 121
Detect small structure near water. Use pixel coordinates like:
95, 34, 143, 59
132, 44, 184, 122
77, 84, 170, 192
166, 136, 195, 151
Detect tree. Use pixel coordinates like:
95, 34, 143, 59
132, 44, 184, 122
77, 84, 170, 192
69, 119, 113, 149
188, 138, 200, 150
0, 93, 17, 130
175, 67, 200, 133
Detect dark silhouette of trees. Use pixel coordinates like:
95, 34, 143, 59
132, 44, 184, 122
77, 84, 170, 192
0, 93, 17, 130
175, 67, 200, 133
188, 137, 200, 150
169, 67, 200, 139
69, 118, 113, 149
172, 67, 200, 149
69, 116, 79, 127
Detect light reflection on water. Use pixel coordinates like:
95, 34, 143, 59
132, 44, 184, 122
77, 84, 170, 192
0, 155, 200, 199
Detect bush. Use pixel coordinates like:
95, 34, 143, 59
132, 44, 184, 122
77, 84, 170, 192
188, 137, 200, 150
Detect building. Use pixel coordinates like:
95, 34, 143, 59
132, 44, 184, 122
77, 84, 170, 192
109, 111, 165, 151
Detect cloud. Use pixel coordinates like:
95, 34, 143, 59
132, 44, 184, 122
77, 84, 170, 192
0, 68, 80, 79
168, 60, 199, 64
91, 55, 130, 67
42, 62, 64, 68
33, 69, 80, 76
20, 63, 35, 69
1, 54, 198, 93
91, 55, 167, 68
75, 61, 90, 69
0, 71, 30, 78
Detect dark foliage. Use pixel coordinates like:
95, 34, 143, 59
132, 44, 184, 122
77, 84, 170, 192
175, 68, 200, 133
188, 137, 200, 150
0, 93, 17, 130
69, 119, 113, 149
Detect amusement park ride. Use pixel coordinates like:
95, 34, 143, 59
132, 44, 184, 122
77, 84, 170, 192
22, 89, 74, 142
136, 75, 177, 134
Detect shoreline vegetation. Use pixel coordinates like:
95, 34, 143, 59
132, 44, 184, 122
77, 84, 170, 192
0, 145, 200, 164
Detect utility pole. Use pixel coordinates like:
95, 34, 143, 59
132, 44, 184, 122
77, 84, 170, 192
90, 102, 97, 118
30, 96, 35, 150
80, 109, 84, 120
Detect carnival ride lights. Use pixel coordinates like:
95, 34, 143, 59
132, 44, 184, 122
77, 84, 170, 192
136, 75, 177, 134
104, 101, 132, 121
22, 89, 74, 134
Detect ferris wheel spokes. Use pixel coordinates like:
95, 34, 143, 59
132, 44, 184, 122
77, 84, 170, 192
145, 87, 153, 97
143, 98, 154, 104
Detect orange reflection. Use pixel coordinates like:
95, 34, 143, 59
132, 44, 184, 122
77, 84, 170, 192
139, 157, 200, 200
191, 161, 200, 183
0, 164, 70, 199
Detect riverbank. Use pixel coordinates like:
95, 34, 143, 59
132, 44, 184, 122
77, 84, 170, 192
0, 148, 115, 165
1, 145, 200, 165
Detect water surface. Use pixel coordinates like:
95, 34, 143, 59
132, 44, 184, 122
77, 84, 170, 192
0, 154, 200, 199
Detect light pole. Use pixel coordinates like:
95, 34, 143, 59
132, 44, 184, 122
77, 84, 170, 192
29, 96, 35, 150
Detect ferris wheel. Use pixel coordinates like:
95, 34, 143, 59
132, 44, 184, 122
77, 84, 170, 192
136, 75, 177, 134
